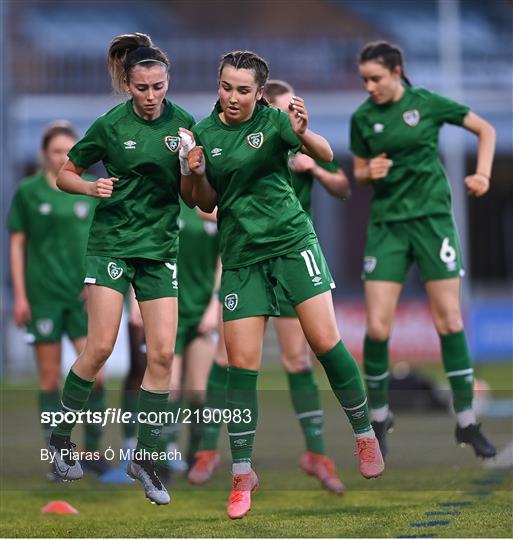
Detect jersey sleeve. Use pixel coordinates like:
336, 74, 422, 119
277, 109, 302, 153
429, 91, 470, 126
315, 158, 340, 173
7, 186, 28, 233
67, 116, 108, 169
350, 113, 372, 158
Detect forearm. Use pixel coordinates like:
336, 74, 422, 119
298, 130, 333, 162
10, 236, 27, 300
192, 173, 217, 213
475, 124, 496, 178
354, 164, 372, 186
57, 168, 92, 196
312, 166, 350, 199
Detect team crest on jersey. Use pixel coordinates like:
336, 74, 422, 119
363, 256, 377, 274
246, 132, 264, 149
37, 319, 53, 336
164, 136, 180, 153
224, 293, 238, 312
403, 109, 420, 127
73, 201, 90, 219
107, 262, 123, 280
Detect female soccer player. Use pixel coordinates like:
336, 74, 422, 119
8, 121, 108, 477
184, 50, 384, 519
188, 79, 349, 495
157, 203, 220, 477
350, 41, 496, 459
48, 33, 196, 505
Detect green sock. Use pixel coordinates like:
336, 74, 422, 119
440, 330, 474, 412
227, 367, 258, 464
53, 369, 94, 437
84, 385, 106, 451
187, 401, 204, 459
136, 388, 169, 453
200, 362, 228, 451
363, 335, 389, 409
157, 398, 182, 466
39, 389, 61, 442
317, 340, 371, 435
287, 370, 325, 454
121, 390, 139, 439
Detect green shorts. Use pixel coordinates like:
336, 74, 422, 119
26, 302, 87, 344
175, 317, 201, 355
363, 215, 465, 283
274, 284, 297, 318
84, 256, 178, 301
220, 242, 335, 322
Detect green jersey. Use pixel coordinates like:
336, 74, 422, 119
350, 85, 470, 223
68, 99, 195, 260
289, 157, 341, 216
193, 103, 317, 269
177, 204, 219, 320
8, 173, 96, 305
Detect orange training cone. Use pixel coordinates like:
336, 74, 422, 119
41, 500, 79, 514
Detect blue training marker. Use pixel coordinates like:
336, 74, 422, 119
425, 511, 460, 516
411, 520, 450, 528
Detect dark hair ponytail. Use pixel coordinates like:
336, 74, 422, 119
218, 50, 270, 105
108, 33, 170, 94
359, 41, 411, 86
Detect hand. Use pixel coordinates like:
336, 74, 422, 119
89, 177, 119, 198
368, 153, 393, 180
178, 128, 196, 175
187, 146, 206, 176
290, 153, 316, 173
465, 173, 489, 197
197, 296, 220, 335
288, 96, 308, 135
13, 296, 31, 326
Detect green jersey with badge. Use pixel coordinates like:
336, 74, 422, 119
8, 173, 96, 305
193, 103, 317, 270
350, 86, 470, 223
177, 204, 219, 321
289, 157, 341, 217
68, 99, 195, 260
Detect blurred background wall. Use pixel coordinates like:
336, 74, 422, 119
1, 0, 512, 377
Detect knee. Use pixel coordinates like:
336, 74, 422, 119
367, 316, 391, 341
147, 346, 173, 373
281, 348, 310, 373
434, 311, 463, 335
85, 340, 114, 369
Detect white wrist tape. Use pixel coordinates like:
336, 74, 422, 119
179, 131, 196, 176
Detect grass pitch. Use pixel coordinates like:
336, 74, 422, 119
1, 363, 512, 538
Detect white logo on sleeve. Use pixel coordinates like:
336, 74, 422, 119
123, 140, 137, 149
107, 262, 124, 280
211, 148, 222, 157
224, 293, 238, 311
373, 123, 384, 133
